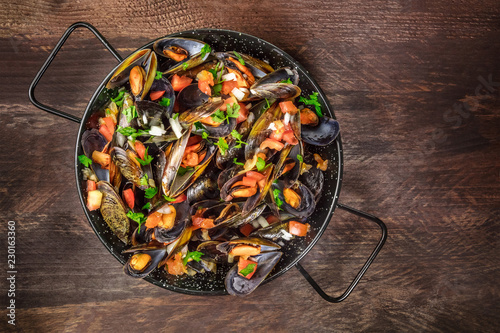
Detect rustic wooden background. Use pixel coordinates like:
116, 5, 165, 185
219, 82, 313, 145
1, 0, 499, 332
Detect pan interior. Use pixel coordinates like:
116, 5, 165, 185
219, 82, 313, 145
75, 29, 343, 295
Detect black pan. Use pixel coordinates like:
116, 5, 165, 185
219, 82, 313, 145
29, 22, 387, 302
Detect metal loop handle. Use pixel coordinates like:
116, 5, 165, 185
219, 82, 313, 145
296, 203, 387, 303
28, 22, 123, 123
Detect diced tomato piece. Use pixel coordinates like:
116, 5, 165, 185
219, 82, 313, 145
266, 215, 280, 224
282, 130, 298, 145
239, 224, 255, 237
237, 258, 258, 279
192, 217, 215, 230
288, 221, 310, 237
259, 138, 285, 151
92, 151, 110, 169
197, 70, 214, 96
171, 193, 187, 204
99, 124, 113, 142
149, 90, 165, 101
145, 212, 162, 229
187, 135, 203, 146
166, 252, 186, 275
86, 190, 102, 211
269, 120, 285, 141
123, 188, 135, 210
236, 103, 248, 123
246, 171, 265, 181
242, 176, 257, 187
134, 141, 146, 160
171, 74, 193, 92
221, 80, 239, 95
198, 80, 212, 96
219, 97, 237, 111
102, 116, 115, 133
86, 180, 97, 192
279, 101, 298, 115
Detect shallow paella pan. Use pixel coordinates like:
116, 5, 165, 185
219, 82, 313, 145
29, 22, 387, 302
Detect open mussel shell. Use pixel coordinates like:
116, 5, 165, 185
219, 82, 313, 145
250, 83, 301, 100
275, 142, 303, 187
190, 200, 241, 229
81, 129, 109, 182
196, 241, 227, 263
217, 165, 241, 187
198, 117, 237, 139
301, 116, 340, 146
215, 137, 244, 170
97, 181, 130, 244
177, 83, 210, 111
223, 203, 267, 230
162, 129, 191, 196
153, 200, 190, 244
272, 180, 316, 219
186, 169, 220, 203
251, 67, 299, 87
215, 52, 274, 80
225, 251, 282, 296
216, 237, 281, 254
111, 147, 147, 190
153, 37, 209, 73
244, 102, 280, 160
298, 156, 324, 203
186, 256, 217, 274
135, 100, 169, 128
179, 97, 224, 126
131, 225, 154, 246
123, 244, 167, 278
106, 49, 151, 89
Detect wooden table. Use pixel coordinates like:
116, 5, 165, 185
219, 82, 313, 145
1, 1, 499, 331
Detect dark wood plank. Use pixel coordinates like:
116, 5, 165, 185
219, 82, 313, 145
1, 0, 499, 331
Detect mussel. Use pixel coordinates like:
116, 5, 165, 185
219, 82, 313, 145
153, 37, 211, 74
301, 116, 340, 146
97, 181, 130, 244
123, 244, 167, 278
271, 180, 316, 219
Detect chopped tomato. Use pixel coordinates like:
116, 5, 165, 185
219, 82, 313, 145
279, 101, 298, 115
269, 120, 285, 141
92, 151, 110, 169
239, 224, 255, 237
219, 97, 237, 111
237, 258, 258, 279
282, 130, 298, 145
236, 103, 248, 123
171, 193, 187, 204
171, 74, 193, 92
166, 252, 186, 275
145, 212, 162, 229
149, 90, 165, 101
266, 215, 280, 224
192, 217, 215, 230
246, 171, 265, 181
134, 141, 146, 160
86, 180, 96, 192
288, 221, 310, 237
259, 138, 285, 151
102, 116, 115, 132
198, 80, 212, 96
221, 79, 239, 95
122, 188, 135, 210
197, 70, 214, 96
242, 176, 257, 187
187, 135, 202, 146
86, 190, 102, 211
99, 124, 113, 142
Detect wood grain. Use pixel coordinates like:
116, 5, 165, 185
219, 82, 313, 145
1, 0, 499, 332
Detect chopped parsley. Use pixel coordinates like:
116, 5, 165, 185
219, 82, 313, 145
265, 98, 271, 109
111, 90, 126, 107
233, 51, 245, 66
297, 154, 303, 163
183, 251, 204, 266
123, 105, 138, 123
211, 109, 226, 123
141, 202, 151, 210
182, 62, 189, 71
231, 129, 247, 148
144, 187, 158, 199
239, 263, 256, 277
78, 154, 93, 168
299, 92, 323, 117
116, 126, 149, 139
173, 113, 179, 120
201, 131, 209, 140
136, 147, 154, 166
200, 44, 212, 58
163, 195, 176, 202
215, 137, 229, 155
126, 211, 147, 232
226, 103, 240, 119
155, 71, 162, 80
177, 166, 193, 177
282, 78, 293, 84
194, 121, 204, 130
212, 83, 222, 95
159, 97, 171, 107
273, 188, 283, 209
256, 157, 266, 172
211, 103, 241, 124
233, 158, 244, 166
139, 174, 149, 187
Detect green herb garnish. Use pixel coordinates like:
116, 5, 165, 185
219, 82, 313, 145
173, 113, 179, 120
282, 78, 293, 84
233, 51, 245, 66
200, 44, 212, 58
226, 103, 240, 119
139, 174, 149, 187
136, 147, 154, 166
231, 129, 247, 148
212, 83, 222, 95
111, 90, 126, 107
265, 98, 271, 109
126, 211, 147, 232
177, 166, 193, 177
215, 137, 229, 155
299, 92, 323, 117
141, 202, 151, 210
163, 195, 176, 202
159, 97, 171, 107
239, 263, 256, 277
144, 187, 158, 199
211, 109, 226, 123
256, 157, 266, 171
78, 154, 93, 168
155, 71, 162, 80
297, 154, 303, 163
273, 189, 283, 209
182, 62, 189, 71
116, 126, 149, 139
123, 105, 138, 123
183, 251, 204, 266
233, 158, 244, 166
202, 131, 209, 140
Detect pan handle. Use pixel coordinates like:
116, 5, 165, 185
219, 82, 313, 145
295, 203, 387, 303
28, 22, 123, 123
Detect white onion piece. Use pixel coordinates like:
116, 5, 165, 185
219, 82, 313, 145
285, 68, 294, 76
227, 254, 234, 264
280, 229, 294, 241
250, 89, 257, 95
157, 205, 171, 214
149, 125, 166, 136
251, 220, 261, 229
257, 216, 269, 228
222, 72, 237, 81
283, 112, 291, 125
247, 112, 255, 123
245, 103, 252, 110
231, 87, 246, 101
267, 122, 277, 131
142, 114, 148, 125
169, 117, 183, 138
